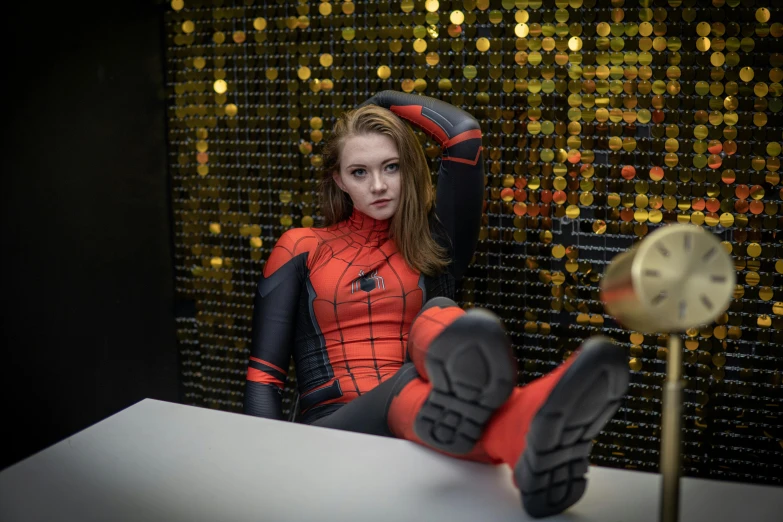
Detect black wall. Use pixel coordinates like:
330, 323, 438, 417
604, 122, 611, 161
2, 2, 179, 469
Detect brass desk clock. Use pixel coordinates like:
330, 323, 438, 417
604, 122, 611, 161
600, 224, 735, 522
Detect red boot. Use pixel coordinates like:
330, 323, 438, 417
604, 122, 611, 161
476, 336, 629, 518
390, 328, 629, 519
393, 298, 517, 455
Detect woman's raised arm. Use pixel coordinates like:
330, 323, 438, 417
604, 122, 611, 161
361, 91, 484, 280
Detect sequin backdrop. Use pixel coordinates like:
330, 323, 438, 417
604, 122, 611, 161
164, 0, 782, 484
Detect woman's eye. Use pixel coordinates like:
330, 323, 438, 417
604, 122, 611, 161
351, 169, 366, 177
386, 163, 399, 171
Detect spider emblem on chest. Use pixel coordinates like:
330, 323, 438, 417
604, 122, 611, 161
351, 269, 385, 294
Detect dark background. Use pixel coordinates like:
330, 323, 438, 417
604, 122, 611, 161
2, 1, 179, 470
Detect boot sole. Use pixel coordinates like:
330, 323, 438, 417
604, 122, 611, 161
414, 309, 517, 455
515, 336, 629, 519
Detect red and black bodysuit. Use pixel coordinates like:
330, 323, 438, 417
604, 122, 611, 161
245, 92, 630, 519
244, 91, 484, 428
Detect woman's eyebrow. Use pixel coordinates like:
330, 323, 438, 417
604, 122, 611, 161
344, 157, 399, 169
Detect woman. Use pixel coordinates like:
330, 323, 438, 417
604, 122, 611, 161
244, 91, 629, 518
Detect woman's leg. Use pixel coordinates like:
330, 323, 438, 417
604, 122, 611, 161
308, 362, 418, 437
388, 311, 630, 518
400, 297, 518, 454
308, 296, 514, 442
311, 295, 630, 518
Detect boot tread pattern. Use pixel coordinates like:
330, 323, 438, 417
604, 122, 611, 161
517, 337, 630, 519
414, 310, 516, 455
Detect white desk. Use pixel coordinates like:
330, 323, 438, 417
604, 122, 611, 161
1, 399, 780, 522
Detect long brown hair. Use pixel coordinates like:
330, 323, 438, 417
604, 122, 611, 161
319, 105, 449, 276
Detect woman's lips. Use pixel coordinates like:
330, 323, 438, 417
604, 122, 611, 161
371, 199, 391, 207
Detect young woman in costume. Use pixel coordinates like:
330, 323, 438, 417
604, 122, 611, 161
244, 91, 629, 518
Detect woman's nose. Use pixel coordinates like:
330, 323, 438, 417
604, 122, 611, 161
371, 174, 387, 193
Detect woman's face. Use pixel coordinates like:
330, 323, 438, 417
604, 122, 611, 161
333, 132, 402, 221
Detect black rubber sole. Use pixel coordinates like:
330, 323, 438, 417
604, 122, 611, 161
413, 308, 517, 455
515, 336, 629, 519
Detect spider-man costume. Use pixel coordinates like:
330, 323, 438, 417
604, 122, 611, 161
245, 91, 629, 518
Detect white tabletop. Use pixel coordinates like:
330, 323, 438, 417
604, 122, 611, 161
1, 399, 780, 522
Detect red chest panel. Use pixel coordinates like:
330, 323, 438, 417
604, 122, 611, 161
264, 212, 424, 406
306, 219, 423, 397
309, 230, 423, 387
